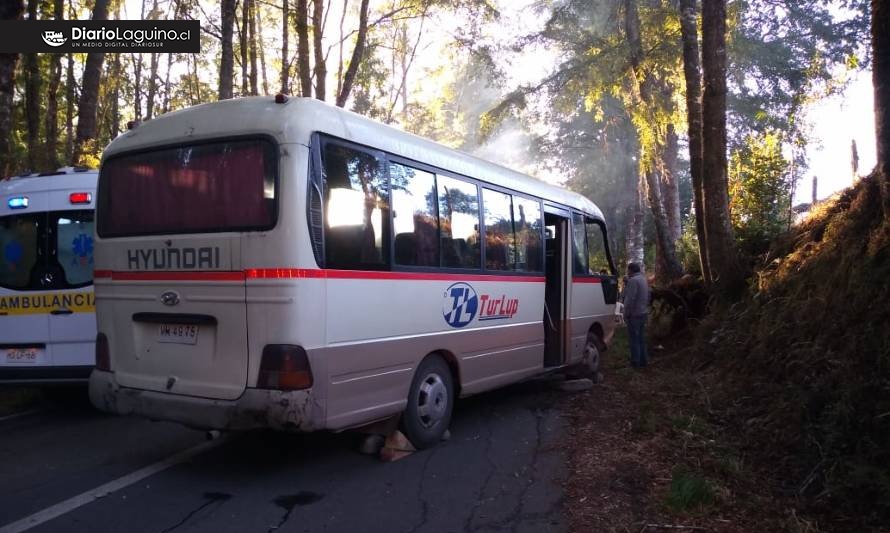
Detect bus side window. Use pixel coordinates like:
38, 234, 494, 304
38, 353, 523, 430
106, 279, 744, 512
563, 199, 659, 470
438, 175, 480, 269
391, 162, 438, 267
512, 196, 542, 272
572, 212, 587, 274
585, 218, 615, 275
321, 142, 389, 270
482, 188, 515, 271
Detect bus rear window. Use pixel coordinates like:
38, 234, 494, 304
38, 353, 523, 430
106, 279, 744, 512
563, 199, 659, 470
98, 139, 277, 237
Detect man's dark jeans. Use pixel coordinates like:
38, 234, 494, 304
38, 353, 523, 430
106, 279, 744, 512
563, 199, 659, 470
626, 315, 648, 367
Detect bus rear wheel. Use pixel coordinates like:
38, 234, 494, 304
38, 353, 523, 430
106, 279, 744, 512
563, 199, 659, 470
401, 355, 454, 449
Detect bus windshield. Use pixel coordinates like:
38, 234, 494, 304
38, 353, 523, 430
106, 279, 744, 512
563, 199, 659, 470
0, 210, 94, 291
97, 138, 277, 237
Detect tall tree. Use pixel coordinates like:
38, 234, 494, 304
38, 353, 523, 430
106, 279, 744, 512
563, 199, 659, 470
701, 0, 742, 290
678, 0, 711, 283
239, 0, 249, 94
45, 0, 64, 169
312, 0, 326, 100
24, 0, 41, 171
336, 0, 370, 107
219, 0, 236, 99
73, 0, 110, 165
0, 0, 23, 176
623, 0, 683, 281
875, 0, 890, 218
64, 49, 74, 164
296, 0, 311, 97
281, 0, 290, 93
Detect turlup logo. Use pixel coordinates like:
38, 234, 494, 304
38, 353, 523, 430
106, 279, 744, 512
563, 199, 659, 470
42, 31, 67, 47
443, 282, 478, 328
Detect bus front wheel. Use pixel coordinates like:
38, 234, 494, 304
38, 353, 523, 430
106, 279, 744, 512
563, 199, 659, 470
401, 355, 454, 449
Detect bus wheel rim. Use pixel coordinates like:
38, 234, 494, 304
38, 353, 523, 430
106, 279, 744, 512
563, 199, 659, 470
416, 373, 448, 429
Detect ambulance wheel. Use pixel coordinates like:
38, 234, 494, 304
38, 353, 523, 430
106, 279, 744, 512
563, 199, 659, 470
401, 355, 454, 449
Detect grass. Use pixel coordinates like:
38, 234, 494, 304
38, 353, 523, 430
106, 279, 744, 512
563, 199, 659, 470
665, 468, 715, 512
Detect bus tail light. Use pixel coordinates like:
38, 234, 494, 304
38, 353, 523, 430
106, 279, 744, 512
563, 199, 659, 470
96, 333, 111, 371
257, 345, 313, 390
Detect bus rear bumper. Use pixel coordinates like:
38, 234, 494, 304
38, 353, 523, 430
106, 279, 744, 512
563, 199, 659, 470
89, 370, 324, 432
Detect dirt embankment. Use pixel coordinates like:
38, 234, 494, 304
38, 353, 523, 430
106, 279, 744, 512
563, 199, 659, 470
567, 174, 890, 532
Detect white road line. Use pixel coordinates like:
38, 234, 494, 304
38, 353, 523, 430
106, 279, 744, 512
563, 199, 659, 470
0, 409, 43, 423
0, 435, 228, 533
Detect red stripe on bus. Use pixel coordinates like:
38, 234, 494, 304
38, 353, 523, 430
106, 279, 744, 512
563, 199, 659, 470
573, 277, 603, 284
94, 268, 546, 283
108, 271, 247, 281
246, 268, 546, 283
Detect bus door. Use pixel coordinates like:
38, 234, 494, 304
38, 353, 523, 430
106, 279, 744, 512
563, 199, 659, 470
543, 206, 570, 367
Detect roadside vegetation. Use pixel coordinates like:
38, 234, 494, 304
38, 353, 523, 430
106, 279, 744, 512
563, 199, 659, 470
567, 173, 890, 532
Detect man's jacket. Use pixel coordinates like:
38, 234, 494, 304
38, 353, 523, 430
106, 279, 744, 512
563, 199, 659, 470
623, 272, 650, 318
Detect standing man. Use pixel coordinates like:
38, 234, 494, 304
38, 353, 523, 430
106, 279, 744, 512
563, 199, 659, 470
622, 262, 650, 368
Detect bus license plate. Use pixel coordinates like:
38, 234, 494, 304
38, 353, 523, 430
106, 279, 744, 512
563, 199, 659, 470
6, 347, 40, 364
157, 324, 199, 345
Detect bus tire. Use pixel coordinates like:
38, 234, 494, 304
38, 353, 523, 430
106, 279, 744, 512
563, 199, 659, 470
583, 333, 601, 375
401, 355, 454, 450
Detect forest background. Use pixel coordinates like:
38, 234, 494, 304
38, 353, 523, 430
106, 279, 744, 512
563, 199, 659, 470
0, 0, 877, 286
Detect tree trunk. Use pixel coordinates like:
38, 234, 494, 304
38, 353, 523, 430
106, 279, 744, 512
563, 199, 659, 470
312, 0, 326, 100
624, 0, 684, 281
678, 0, 711, 283
248, 0, 258, 95
73, 0, 109, 166
296, 0, 311, 97
146, 54, 159, 119
281, 0, 289, 93
625, 173, 645, 267
45, 0, 64, 170
874, 0, 890, 218
257, 2, 268, 95
0, 0, 23, 177
65, 51, 74, 164
701, 0, 743, 291
335, 0, 347, 97
661, 124, 682, 243
24, 0, 41, 171
219, 0, 236, 99
335, 0, 369, 107
133, 53, 143, 119
240, 0, 249, 95
162, 53, 172, 113
109, 52, 120, 139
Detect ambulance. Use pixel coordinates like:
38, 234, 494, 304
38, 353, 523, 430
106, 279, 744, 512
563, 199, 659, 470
1, 168, 97, 384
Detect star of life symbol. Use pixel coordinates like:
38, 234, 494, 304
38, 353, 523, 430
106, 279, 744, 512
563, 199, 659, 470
42, 31, 67, 47
442, 282, 478, 328
72, 233, 93, 266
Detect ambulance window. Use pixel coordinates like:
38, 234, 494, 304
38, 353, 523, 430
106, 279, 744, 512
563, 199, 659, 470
512, 196, 542, 272
0, 214, 40, 290
56, 210, 94, 286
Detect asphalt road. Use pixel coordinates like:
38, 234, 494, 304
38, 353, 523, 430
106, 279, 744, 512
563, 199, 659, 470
0, 380, 569, 533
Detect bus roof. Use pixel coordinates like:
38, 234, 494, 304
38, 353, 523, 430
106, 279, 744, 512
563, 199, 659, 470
103, 97, 604, 220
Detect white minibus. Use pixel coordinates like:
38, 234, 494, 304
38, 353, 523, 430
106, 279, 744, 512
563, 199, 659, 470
1, 168, 98, 384
89, 97, 618, 448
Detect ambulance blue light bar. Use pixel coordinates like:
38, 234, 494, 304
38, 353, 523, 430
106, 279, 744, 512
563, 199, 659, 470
7, 196, 28, 209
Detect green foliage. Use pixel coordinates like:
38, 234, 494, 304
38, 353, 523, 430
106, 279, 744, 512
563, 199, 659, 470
666, 468, 715, 512
676, 216, 702, 275
728, 131, 792, 256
